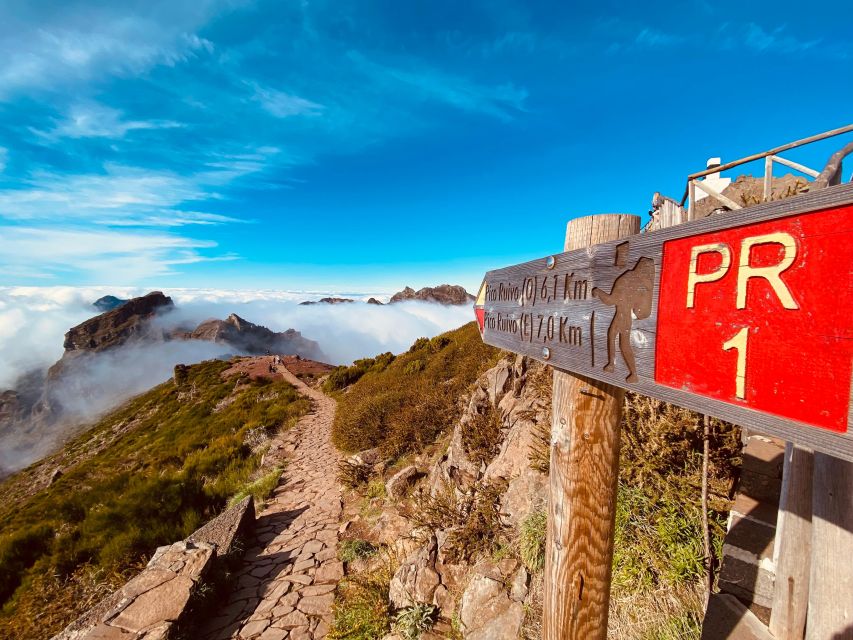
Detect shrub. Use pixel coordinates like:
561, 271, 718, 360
338, 460, 373, 490
407, 479, 508, 563
519, 509, 547, 573
228, 466, 284, 508
339, 539, 377, 563
461, 405, 503, 467
331, 323, 501, 456
394, 603, 437, 640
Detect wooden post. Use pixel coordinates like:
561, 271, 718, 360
805, 453, 853, 639
770, 444, 814, 640
543, 213, 640, 640
764, 155, 774, 202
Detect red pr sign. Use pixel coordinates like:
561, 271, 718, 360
655, 204, 853, 433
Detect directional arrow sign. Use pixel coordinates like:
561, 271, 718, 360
475, 183, 853, 461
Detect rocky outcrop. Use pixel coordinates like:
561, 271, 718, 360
299, 297, 355, 305
366, 298, 384, 305
64, 291, 173, 353
184, 313, 323, 359
693, 173, 810, 219
92, 295, 129, 312
459, 565, 525, 640
344, 356, 550, 638
389, 285, 474, 305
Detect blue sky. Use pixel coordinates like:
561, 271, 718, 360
0, 0, 851, 292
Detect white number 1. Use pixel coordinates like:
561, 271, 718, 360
722, 327, 748, 400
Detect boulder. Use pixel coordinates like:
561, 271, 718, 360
389, 536, 441, 608
386, 465, 419, 498
459, 574, 524, 640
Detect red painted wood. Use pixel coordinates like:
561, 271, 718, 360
655, 204, 853, 433
475, 306, 485, 333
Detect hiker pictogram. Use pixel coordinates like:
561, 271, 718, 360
592, 248, 655, 383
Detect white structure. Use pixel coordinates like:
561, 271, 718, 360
694, 157, 732, 201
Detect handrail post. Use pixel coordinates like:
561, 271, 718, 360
688, 180, 696, 220
764, 156, 774, 202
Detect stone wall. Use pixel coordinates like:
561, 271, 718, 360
52, 496, 255, 640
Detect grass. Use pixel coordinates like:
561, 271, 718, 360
329, 561, 394, 640
329, 323, 500, 457
518, 508, 547, 573
228, 465, 284, 509
339, 539, 378, 564
0, 359, 308, 640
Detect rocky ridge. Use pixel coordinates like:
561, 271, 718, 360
390, 285, 474, 305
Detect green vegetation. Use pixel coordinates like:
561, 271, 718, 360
324, 352, 396, 393
339, 539, 378, 564
394, 603, 437, 640
329, 563, 393, 640
518, 508, 547, 573
330, 323, 500, 456
228, 465, 284, 508
0, 359, 308, 639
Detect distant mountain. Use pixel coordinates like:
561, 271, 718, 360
68, 291, 172, 352
0, 292, 325, 475
92, 295, 128, 312
390, 284, 474, 305
366, 297, 384, 305
299, 297, 356, 305
179, 313, 322, 358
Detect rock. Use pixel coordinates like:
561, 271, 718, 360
459, 574, 525, 640
64, 292, 173, 353
483, 362, 512, 407
299, 297, 355, 305
187, 495, 255, 555
389, 536, 441, 608
109, 575, 195, 632
366, 298, 384, 305
185, 313, 323, 359
349, 447, 382, 466
510, 567, 529, 601
386, 465, 419, 498
49, 468, 63, 485
389, 285, 475, 305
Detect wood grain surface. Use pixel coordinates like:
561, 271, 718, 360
542, 213, 638, 640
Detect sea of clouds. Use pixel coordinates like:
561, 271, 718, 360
0, 286, 473, 472
0, 285, 473, 390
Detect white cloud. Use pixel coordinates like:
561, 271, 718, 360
0, 227, 230, 283
35, 102, 183, 140
347, 51, 528, 121
0, 286, 473, 389
0, 14, 216, 98
249, 82, 325, 118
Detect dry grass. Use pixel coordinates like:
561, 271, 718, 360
461, 405, 503, 467
330, 323, 501, 457
609, 583, 704, 640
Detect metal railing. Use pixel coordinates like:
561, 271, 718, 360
680, 123, 853, 220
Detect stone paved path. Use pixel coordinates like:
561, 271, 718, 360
201, 363, 342, 640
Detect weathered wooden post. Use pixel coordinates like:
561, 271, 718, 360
806, 454, 853, 639
770, 444, 814, 640
543, 214, 639, 639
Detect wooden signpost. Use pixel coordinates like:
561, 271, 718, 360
475, 183, 853, 461
474, 181, 853, 638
